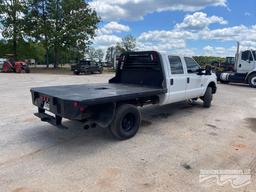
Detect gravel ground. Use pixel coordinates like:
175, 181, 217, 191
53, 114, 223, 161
0, 73, 255, 192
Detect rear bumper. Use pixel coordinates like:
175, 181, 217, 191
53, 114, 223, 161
31, 90, 88, 121
34, 110, 67, 129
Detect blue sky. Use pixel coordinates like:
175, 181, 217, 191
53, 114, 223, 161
90, 0, 256, 56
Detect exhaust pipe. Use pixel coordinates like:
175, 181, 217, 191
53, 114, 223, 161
235, 41, 240, 70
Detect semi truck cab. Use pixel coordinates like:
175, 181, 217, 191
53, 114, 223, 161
236, 50, 256, 74
220, 47, 256, 88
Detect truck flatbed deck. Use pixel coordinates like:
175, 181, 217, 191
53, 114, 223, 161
31, 83, 167, 105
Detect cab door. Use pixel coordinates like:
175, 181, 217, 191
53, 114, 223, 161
167, 56, 187, 103
183, 57, 203, 98
237, 50, 255, 73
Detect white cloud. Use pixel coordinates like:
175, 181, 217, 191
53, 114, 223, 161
175, 12, 227, 31
200, 25, 256, 44
135, 12, 230, 54
92, 10, 256, 56
203, 46, 235, 56
93, 34, 122, 50
89, 0, 226, 21
98, 21, 130, 35
136, 22, 256, 55
93, 21, 130, 50
244, 12, 252, 16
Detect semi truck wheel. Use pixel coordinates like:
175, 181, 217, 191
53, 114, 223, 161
248, 74, 256, 88
109, 104, 141, 140
202, 87, 212, 108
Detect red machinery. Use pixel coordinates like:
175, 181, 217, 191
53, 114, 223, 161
2, 60, 30, 73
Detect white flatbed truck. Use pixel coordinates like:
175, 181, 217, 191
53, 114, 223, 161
31, 51, 217, 140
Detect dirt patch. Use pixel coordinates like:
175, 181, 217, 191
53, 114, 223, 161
245, 118, 256, 132
12, 187, 37, 192
141, 120, 152, 127
23, 117, 37, 123
96, 168, 121, 189
232, 143, 247, 151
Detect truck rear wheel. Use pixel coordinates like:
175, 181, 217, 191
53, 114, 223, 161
248, 74, 256, 88
109, 104, 141, 140
202, 87, 212, 108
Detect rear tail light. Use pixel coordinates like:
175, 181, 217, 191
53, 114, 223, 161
73, 101, 86, 112
40, 96, 49, 102
73, 101, 79, 107
80, 107, 86, 112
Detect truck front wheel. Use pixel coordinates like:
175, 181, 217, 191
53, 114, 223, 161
248, 74, 256, 88
109, 104, 141, 140
202, 87, 213, 108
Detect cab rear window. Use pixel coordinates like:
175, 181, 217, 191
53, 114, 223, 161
122, 52, 160, 69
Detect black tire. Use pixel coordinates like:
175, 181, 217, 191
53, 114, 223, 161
220, 80, 229, 84
109, 104, 141, 140
248, 74, 256, 88
202, 87, 213, 108
25, 67, 30, 73
74, 71, 80, 75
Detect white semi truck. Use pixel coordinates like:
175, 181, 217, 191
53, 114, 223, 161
220, 42, 256, 88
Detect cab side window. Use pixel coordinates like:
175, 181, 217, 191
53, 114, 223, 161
185, 57, 200, 73
168, 56, 184, 74
242, 51, 253, 61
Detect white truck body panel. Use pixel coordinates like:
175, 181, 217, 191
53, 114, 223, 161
158, 53, 217, 105
236, 50, 256, 74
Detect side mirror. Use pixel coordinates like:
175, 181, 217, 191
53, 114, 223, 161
205, 65, 212, 75
188, 69, 193, 74
197, 68, 204, 75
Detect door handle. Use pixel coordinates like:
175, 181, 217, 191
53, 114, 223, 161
187, 77, 190, 84
170, 79, 174, 85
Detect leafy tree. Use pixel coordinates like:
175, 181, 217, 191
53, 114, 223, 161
0, 0, 27, 58
0, 39, 45, 63
116, 35, 136, 53
86, 47, 104, 62
105, 46, 115, 63
25, 0, 100, 68
95, 49, 104, 62
24, 0, 51, 67
193, 56, 225, 66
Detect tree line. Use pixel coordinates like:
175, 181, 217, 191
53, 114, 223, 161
0, 0, 100, 67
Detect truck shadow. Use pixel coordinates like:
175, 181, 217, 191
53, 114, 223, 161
25, 101, 203, 144
20, 101, 205, 163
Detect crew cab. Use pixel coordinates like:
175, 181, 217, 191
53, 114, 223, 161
31, 51, 217, 140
